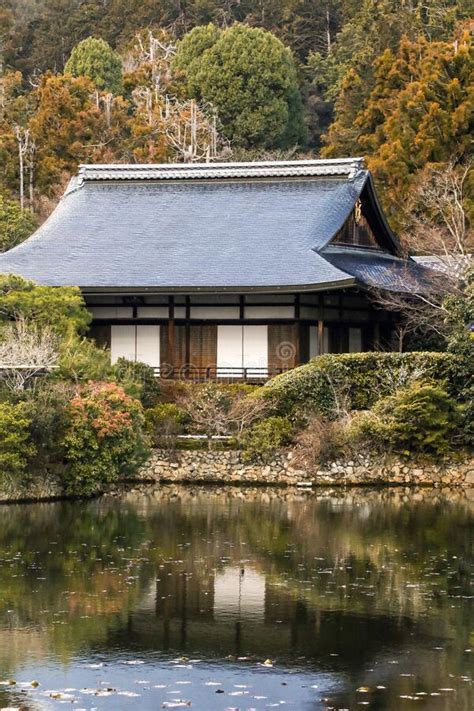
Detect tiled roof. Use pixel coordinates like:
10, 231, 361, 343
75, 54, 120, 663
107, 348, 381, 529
0, 158, 410, 292
323, 247, 432, 292
68, 157, 365, 189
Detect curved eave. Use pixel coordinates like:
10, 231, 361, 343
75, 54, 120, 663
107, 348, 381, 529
80, 277, 357, 295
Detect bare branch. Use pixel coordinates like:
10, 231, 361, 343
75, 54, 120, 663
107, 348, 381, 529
0, 318, 59, 392
374, 160, 473, 348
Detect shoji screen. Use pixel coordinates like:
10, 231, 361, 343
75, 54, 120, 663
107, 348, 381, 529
217, 325, 268, 374
111, 325, 136, 364
111, 325, 160, 367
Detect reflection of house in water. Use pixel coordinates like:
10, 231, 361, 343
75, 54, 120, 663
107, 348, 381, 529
214, 567, 266, 623
122, 561, 412, 666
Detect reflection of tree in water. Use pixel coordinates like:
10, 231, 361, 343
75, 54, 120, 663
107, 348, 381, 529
0, 488, 472, 709
0, 499, 154, 672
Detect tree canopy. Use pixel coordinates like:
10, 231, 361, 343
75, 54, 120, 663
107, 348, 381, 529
0, 274, 91, 336
174, 23, 305, 148
0, 2, 471, 231
323, 27, 473, 227
65, 36, 123, 94
0, 196, 36, 252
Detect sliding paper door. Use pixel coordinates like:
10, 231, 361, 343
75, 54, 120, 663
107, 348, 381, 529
111, 325, 136, 363
111, 325, 160, 368
217, 325, 268, 375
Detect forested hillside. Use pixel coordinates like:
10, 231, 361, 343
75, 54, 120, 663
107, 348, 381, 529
0, 0, 472, 242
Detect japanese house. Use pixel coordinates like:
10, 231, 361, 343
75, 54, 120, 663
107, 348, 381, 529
0, 159, 427, 380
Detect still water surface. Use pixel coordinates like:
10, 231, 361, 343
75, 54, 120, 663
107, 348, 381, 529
0, 486, 472, 710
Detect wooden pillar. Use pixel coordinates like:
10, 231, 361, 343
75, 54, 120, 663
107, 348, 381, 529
168, 295, 175, 378
293, 323, 300, 365
294, 295, 300, 364
294, 294, 300, 319
318, 319, 324, 355
239, 295, 245, 321
185, 296, 191, 377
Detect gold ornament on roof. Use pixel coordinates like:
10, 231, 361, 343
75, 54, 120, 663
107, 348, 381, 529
354, 199, 362, 224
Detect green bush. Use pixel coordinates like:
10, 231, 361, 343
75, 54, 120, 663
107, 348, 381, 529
241, 416, 293, 463
113, 358, 161, 409
448, 330, 474, 449
62, 382, 149, 495
145, 402, 189, 449
21, 382, 74, 475
265, 352, 458, 418
360, 383, 461, 457
57, 336, 112, 383
0, 402, 35, 483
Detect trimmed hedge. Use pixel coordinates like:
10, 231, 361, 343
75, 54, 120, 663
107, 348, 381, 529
264, 352, 459, 417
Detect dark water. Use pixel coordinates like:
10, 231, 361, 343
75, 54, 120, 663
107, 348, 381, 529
0, 486, 472, 711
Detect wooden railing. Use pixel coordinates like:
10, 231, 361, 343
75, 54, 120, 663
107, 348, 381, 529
153, 365, 290, 382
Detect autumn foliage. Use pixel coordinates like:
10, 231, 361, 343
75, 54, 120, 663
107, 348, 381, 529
62, 382, 148, 494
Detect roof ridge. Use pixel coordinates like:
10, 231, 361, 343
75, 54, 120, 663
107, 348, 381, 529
75, 158, 366, 184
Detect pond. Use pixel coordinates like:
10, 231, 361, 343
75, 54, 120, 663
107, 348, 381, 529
0, 486, 472, 710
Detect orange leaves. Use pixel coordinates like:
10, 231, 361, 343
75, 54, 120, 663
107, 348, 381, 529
68, 382, 140, 441
325, 26, 473, 227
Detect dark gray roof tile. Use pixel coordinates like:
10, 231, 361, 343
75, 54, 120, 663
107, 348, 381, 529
0, 166, 368, 289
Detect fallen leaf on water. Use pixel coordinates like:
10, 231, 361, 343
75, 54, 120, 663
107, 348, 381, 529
117, 691, 141, 697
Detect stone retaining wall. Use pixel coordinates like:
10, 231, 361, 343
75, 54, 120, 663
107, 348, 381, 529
140, 449, 474, 487
1, 451, 472, 504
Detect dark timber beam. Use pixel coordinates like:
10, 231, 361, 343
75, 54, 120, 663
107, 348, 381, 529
168, 296, 175, 378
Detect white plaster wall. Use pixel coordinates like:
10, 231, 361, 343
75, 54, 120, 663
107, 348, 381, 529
349, 327, 363, 352
90, 306, 133, 319
245, 306, 294, 319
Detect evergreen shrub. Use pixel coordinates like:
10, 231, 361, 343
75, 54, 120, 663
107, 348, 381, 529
145, 402, 189, 449
113, 358, 161, 408
353, 383, 461, 458
22, 381, 73, 475
0, 402, 35, 483
265, 352, 458, 417
241, 416, 293, 463
58, 336, 112, 383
